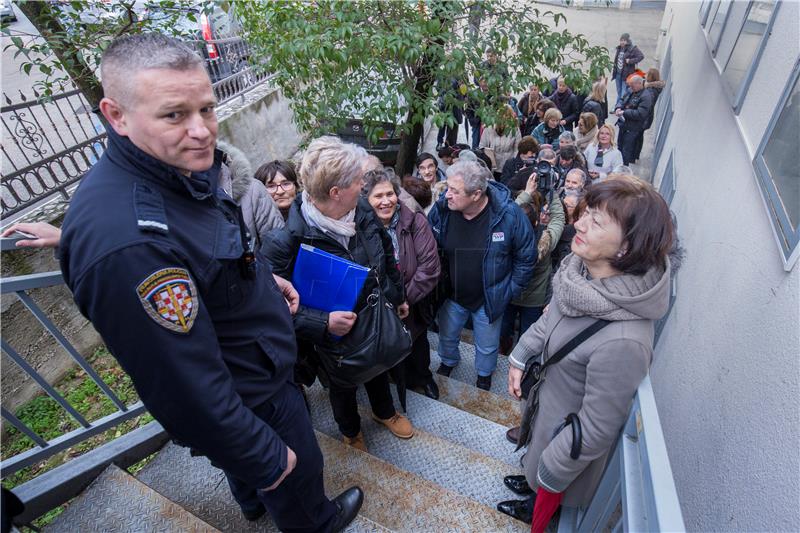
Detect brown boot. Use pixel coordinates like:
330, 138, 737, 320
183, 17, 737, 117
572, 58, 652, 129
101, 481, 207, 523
343, 431, 368, 452
372, 413, 414, 439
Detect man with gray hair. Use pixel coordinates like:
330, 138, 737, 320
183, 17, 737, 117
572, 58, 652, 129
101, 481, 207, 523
58, 34, 362, 532
614, 74, 653, 165
428, 160, 535, 390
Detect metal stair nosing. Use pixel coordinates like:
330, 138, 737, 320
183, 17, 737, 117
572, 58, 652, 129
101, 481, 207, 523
432, 372, 522, 428
428, 332, 513, 397
44, 464, 220, 533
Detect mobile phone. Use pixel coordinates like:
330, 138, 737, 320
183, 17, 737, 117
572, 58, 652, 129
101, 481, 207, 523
13, 230, 38, 239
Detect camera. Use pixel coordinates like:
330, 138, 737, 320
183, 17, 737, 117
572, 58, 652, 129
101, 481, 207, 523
535, 160, 559, 197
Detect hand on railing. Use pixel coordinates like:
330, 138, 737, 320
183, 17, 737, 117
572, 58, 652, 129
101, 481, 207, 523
1, 222, 61, 249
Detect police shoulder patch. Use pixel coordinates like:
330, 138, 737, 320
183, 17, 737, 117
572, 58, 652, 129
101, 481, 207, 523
136, 267, 198, 334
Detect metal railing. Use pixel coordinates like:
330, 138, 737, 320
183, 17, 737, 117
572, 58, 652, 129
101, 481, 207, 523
557, 375, 685, 532
0, 238, 146, 478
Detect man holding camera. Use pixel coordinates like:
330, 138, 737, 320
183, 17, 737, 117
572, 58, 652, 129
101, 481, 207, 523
500, 136, 539, 186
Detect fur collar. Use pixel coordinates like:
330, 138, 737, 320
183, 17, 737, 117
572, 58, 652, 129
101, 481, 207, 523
217, 140, 253, 202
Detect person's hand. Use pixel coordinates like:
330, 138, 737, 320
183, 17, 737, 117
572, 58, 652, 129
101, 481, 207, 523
397, 301, 409, 320
537, 231, 552, 261
272, 274, 299, 314
525, 173, 538, 196
327, 311, 357, 336
508, 365, 524, 400
1, 222, 61, 249
615, 109, 624, 117
588, 170, 599, 180
559, 119, 566, 126
262, 446, 297, 491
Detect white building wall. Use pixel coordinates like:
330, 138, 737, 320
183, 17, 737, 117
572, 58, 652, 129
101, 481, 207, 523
650, 2, 800, 531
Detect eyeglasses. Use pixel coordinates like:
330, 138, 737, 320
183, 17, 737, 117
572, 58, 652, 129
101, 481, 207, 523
266, 181, 296, 193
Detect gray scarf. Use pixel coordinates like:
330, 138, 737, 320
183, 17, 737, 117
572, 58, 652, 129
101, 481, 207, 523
300, 190, 356, 249
385, 207, 401, 264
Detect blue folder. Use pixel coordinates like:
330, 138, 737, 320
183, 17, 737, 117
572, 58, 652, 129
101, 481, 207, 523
292, 244, 371, 312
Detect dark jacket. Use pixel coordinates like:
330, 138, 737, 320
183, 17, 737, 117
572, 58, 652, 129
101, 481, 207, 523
643, 80, 666, 130
263, 195, 404, 346
532, 122, 565, 151
60, 129, 297, 490
427, 180, 536, 323
612, 43, 644, 81
500, 154, 530, 186
518, 92, 541, 136
581, 98, 606, 125
618, 88, 654, 133
551, 89, 580, 129
396, 204, 440, 339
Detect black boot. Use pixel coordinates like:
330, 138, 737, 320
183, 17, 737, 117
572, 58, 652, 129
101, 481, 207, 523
329, 486, 364, 532
503, 474, 534, 495
496, 494, 535, 523
422, 377, 440, 399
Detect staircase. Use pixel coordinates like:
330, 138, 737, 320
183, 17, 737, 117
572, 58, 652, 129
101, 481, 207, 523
46, 334, 530, 532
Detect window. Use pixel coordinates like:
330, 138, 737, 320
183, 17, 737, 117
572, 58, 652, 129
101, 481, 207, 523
653, 43, 672, 135
708, 0, 733, 54
652, 90, 673, 176
753, 61, 800, 268
701, 1, 719, 28
722, 0, 780, 112
654, 277, 677, 346
659, 151, 676, 206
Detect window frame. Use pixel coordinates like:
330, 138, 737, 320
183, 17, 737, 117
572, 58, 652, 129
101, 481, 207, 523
752, 58, 800, 269
653, 42, 672, 138
652, 88, 673, 179
701, 1, 719, 28
659, 151, 676, 206
722, 0, 782, 113
706, 0, 734, 57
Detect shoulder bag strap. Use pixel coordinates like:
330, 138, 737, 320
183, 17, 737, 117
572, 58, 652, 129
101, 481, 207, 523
541, 319, 611, 371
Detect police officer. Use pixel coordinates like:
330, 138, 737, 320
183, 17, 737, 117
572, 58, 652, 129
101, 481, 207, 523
58, 34, 363, 532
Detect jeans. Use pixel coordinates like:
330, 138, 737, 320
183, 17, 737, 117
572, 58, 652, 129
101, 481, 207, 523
437, 299, 502, 377
500, 304, 543, 341
614, 75, 630, 108
437, 123, 459, 147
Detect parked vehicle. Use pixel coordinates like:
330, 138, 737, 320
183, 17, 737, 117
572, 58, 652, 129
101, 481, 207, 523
1, 0, 17, 22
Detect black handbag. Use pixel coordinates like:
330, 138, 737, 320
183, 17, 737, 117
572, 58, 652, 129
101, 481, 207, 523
316, 275, 413, 388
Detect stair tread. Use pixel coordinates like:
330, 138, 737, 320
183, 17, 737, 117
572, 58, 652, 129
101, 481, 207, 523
45, 464, 219, 533
316, 431, 527, 532
428, 332, 512, 397
309, 384, 522, 509
433, 373, 521, 428
136, 442, 388, 533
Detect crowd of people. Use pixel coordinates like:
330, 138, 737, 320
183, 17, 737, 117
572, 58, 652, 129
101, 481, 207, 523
2, 31, 678, 533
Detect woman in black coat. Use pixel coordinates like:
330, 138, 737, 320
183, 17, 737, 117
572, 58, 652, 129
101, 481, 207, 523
550, 78, 580, 131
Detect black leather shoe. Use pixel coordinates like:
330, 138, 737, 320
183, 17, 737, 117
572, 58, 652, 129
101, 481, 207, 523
476, 375, 491, 391
505, 426, 520, 445
437, 363, 455, 377
241, 503, 266, 521
503, 474, 534, 495
496, 496, 534, 523
330, 486, 364, 532
422, 377, 440, 399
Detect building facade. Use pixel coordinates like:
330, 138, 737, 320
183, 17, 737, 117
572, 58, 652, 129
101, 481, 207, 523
649, 1, 799, 530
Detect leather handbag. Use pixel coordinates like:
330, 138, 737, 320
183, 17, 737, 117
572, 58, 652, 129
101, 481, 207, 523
316, 276, 412, 388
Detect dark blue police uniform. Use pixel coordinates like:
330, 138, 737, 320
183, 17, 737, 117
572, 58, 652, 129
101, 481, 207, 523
59, 128, 337, 532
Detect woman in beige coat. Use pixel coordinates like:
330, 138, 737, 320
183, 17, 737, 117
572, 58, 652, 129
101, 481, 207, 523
497, 178, 675, 530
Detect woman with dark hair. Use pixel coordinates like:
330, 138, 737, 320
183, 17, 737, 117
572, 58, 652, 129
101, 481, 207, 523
254, 159, 299, 221
550, 77, 580, 130
497, 178, 675, 530
365, 169, 441, 400
518, 84, 542, 136
402, 176, 433, 212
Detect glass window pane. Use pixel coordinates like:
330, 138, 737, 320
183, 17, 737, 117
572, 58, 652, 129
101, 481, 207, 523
722, 1, 776, 99
709, 0, 732, 48
703, 1, 720, 27
762, 75, 800, 231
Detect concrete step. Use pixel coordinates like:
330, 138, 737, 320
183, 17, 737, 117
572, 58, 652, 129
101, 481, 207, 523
45, 464, 219, 533
428, 331, 513, 397
308, 384, 522, 509
433, 373, 521, 428
316, 431, 527, 532
135, 442, 391, 533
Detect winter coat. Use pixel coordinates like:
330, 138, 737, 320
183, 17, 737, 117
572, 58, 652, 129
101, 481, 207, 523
532, 122, 565, 151
217, 141, 285, 248
611, 43, 644, 81
574, 125, 598, 152
581, 98, 606, 126
617, 88, 654, 133
512, 191, 565, 307
479, 127, 522, 174
584, 143, 624, 181
427, 180, 536, 323
551, 89, 580, 130
518, 91, 542, 136
396, 203, 441, 339
643, 79, 666, 130
509, 253, 671, 507
500, 155, 529, 186
262, 195, 404, 346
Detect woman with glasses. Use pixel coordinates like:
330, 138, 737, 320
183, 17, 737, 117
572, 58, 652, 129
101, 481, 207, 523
583, 124, 623, 182
255, 160, 299, 221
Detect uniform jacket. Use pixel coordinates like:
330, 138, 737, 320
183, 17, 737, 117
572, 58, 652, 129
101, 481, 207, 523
427, 180, 536, 323
617, 88, 654, 133
216, 141, 284, 249
612, 43, 644, 81
396, 203, 441, 339
262, 195, 404, 346
509, 253, 670, 507
60, 129, 297, 490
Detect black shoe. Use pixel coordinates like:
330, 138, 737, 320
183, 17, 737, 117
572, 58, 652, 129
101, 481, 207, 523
505, 426, 520, 445
241, 503, 266, 522
437, 363, 455, 377
503, 474, 534, 495
496, 496, 534, 523
330, 486, 364, 532
476, 375, 491, 391
422, 377, 440, 400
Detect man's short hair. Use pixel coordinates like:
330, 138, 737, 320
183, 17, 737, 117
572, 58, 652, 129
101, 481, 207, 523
566, 168, 587, 186
101, 33, 205, 107
446, 160, 489, 194
538, 148, 556, 162
517, 136, 539, 155
559, 131, 576, 143
559, 145, 578, 160
416, 152, 437, 168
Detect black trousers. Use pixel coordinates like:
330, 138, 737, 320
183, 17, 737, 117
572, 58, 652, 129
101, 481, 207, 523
224, 382, 337, 532
328, 371, 396, 438
404, 333, 433, 388
618, 127, 643, 165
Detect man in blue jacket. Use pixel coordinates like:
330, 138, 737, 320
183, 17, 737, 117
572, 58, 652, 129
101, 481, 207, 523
428, 160, 536, 390
58, 33, 362, 532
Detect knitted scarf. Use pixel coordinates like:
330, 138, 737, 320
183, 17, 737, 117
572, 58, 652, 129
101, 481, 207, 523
300, 190, 356, 249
